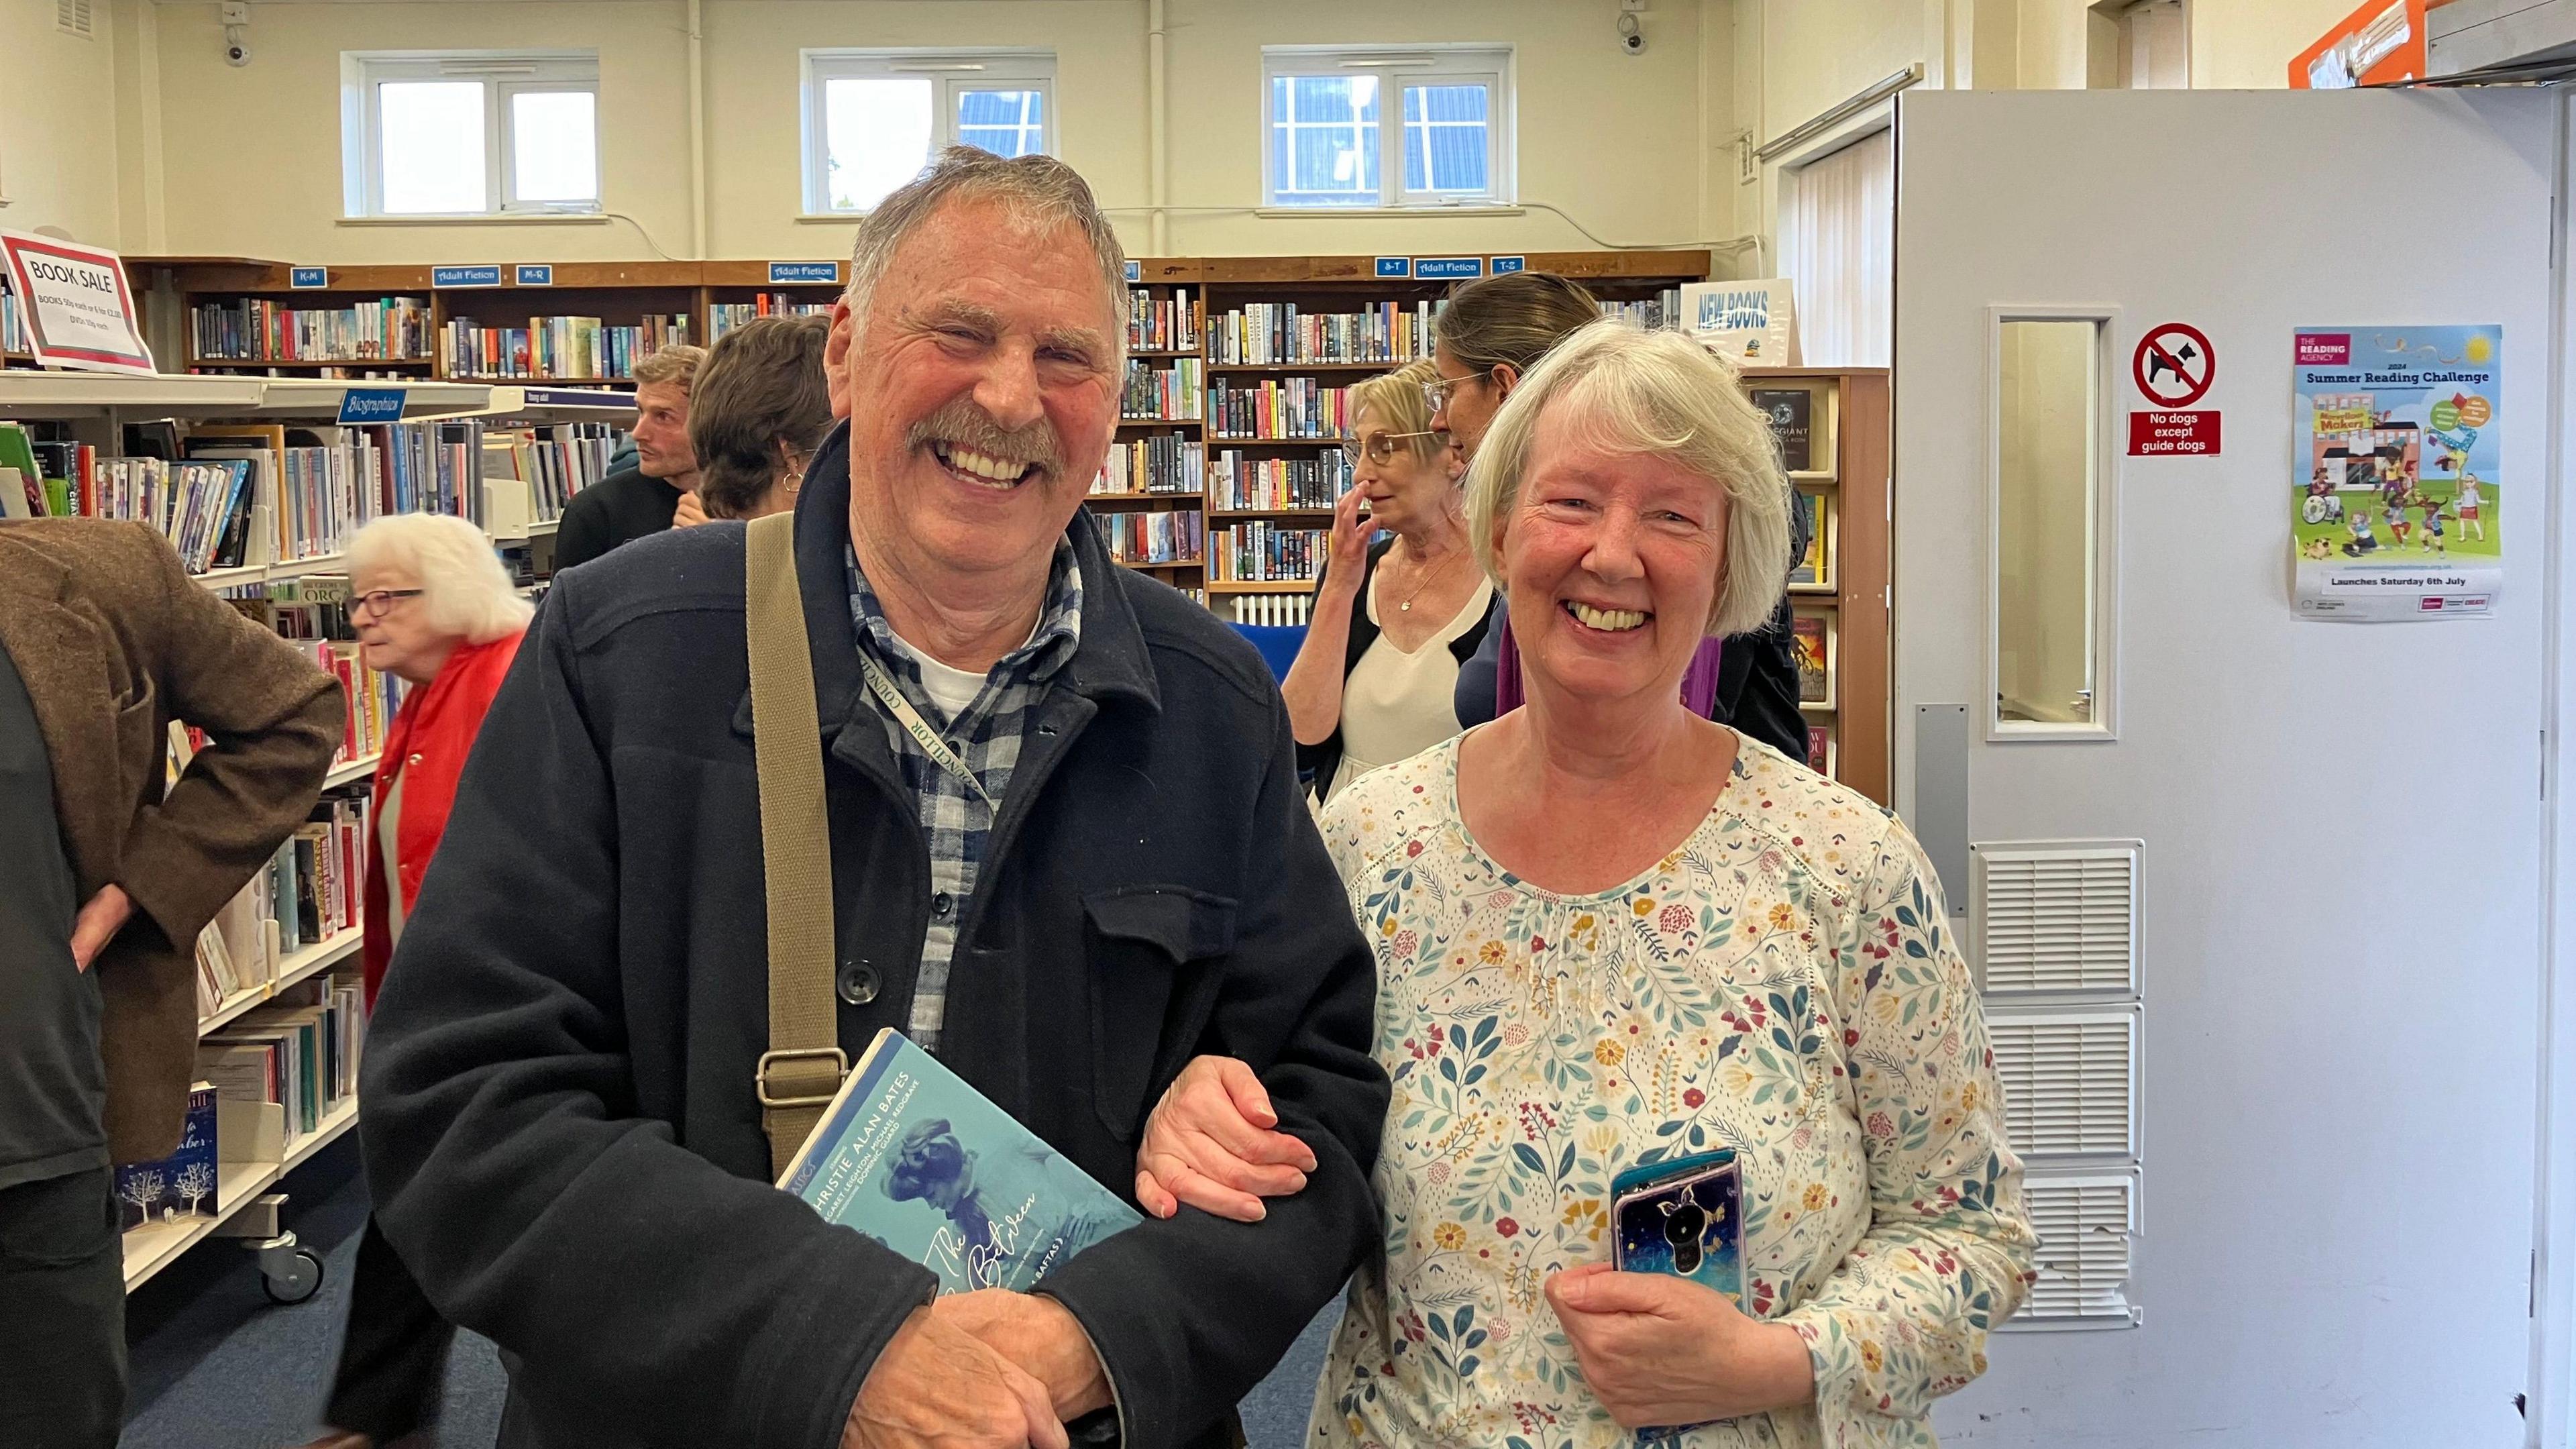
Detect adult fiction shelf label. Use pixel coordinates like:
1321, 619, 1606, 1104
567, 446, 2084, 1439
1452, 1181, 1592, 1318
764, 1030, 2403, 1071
2292, 325, 2502, 621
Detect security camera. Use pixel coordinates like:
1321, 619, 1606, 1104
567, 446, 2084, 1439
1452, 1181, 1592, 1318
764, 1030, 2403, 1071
225, 38, 252, 65
1617, 13, 1646, 54
223, 5, 250, 66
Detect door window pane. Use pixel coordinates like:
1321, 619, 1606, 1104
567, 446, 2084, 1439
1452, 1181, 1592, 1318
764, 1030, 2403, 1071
825, 76, 934, 211
1996, 319, 2102, 727
379, 80, 486, 214
510, 90, 598, 203
957, 89, 1044, 158
1403, 83, 1490, 195
1270, 74, 1379, 207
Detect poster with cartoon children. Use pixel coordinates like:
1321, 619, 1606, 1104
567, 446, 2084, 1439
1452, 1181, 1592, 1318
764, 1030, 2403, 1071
2292, 326, 2501, 620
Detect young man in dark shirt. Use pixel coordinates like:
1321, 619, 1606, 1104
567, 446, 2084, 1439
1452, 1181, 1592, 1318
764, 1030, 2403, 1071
552, 344, 708, 572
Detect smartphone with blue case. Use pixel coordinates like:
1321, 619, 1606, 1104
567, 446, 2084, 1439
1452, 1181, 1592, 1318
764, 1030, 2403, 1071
1610, 1148, 1741, 1305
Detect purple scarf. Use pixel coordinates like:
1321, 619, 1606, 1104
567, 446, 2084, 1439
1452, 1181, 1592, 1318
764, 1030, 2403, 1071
1492, 614, 1725, 718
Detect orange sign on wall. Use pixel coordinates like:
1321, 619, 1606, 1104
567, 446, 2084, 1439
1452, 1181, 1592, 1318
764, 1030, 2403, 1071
2289, 0, 2430, 88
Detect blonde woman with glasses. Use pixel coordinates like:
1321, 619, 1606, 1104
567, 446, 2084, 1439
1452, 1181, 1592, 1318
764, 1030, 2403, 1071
1283, 358, 1499, 802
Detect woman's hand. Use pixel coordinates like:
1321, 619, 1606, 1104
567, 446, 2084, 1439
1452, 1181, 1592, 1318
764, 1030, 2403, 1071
1132, 1056, 1318, 1222
1324, 486, 1373, 588
1544, 1264, 1815, 1428
672, 490, 709, 528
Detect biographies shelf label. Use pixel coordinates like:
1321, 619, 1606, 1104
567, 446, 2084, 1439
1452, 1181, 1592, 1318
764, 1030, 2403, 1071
2292, 325, 2500, 621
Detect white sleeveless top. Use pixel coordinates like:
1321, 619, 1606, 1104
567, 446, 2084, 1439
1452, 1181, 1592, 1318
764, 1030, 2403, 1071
1324, 568, 1493, 804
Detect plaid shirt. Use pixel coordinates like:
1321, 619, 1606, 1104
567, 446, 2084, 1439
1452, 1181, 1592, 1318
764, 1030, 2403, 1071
845, 540, 1082, 1054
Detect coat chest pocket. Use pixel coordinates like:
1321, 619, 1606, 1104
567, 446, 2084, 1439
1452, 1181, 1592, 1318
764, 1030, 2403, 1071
114, 684, 158, 800
1083, 885, 1237, 1140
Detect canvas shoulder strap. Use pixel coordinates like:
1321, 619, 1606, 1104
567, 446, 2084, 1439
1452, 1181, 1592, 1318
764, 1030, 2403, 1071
743, 511, 847, 1181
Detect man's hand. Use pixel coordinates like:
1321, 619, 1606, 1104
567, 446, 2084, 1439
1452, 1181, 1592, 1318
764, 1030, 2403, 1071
1544, 1264, 1815, 1429
843, 1308, 1067, 1449
1133, 1055, 1316, 1222
70, 884, 133, 973
932, 1289, 1112, 1421
672, 490, 709, 528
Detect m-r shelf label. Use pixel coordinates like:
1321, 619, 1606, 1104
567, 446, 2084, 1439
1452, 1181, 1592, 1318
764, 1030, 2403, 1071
515, 264, 554, 286
769, 262, 841, 284
2127, 409, 2221, 456
431, 265, 504, 288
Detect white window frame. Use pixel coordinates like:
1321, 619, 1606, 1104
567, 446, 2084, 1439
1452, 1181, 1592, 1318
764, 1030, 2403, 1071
800, 49, 1059, 216
341, 51, 602, 219
1261, 45, 1515, 211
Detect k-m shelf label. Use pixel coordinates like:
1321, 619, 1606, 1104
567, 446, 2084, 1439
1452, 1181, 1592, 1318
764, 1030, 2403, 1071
289, 267, 330, 289
516, 264, 554, 287
432, 265, 504, 288
1411, 257, 1485, 280
337, 388, 407, 425
769, 262, 841, 284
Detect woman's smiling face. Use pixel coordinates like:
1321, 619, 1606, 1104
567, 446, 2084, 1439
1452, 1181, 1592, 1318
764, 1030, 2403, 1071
1499, 402, 1730, 713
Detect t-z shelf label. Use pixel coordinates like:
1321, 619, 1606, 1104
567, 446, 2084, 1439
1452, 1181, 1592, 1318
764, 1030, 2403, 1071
432, 265, 504, 288
515, 264, 555, 286
289, 267, 330, 289
1489, 256, 1527, 274
768, 262, 841, 284
1375, 257, 1411, 279
1411, 257, 1484, 280
337, 388, 407, 425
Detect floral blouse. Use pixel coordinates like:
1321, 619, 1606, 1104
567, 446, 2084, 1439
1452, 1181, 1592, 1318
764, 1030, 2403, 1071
1308, 734, 2033, 1449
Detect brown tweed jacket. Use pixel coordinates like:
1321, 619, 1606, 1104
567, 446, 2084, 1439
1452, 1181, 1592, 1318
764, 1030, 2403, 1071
0, 519, 342, 1164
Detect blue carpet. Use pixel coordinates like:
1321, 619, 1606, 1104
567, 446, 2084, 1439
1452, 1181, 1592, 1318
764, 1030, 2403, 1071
121, 1137, 1336, 1447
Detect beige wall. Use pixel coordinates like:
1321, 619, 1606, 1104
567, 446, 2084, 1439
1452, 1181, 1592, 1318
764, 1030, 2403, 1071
5, 0, 127, 246
133, 0, 1737, 266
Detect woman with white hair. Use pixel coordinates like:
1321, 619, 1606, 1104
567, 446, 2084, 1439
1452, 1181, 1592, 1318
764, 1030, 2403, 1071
302, 511, 529, 1449
1134, 323, 2033, 1446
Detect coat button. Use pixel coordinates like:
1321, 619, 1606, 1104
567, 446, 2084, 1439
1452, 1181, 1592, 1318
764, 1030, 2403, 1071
837, 961, 880, 1006
932, 892, 954, 919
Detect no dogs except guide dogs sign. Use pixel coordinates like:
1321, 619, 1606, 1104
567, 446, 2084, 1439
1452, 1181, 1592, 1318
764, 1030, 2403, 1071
2129, 322, 2219, 457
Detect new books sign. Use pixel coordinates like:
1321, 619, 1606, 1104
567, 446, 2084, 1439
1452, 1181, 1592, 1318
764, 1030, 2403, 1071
0, 231, 156, 374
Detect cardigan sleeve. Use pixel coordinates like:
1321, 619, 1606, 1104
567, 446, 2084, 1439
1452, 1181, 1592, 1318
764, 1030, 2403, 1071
1774, 822, 2036, 1442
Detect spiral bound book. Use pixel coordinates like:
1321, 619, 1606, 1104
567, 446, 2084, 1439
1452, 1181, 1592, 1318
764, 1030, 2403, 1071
779, 1028, 1140, 1293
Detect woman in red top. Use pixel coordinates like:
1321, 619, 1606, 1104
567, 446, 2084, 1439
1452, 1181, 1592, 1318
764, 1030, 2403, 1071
305, 512, 529, 1449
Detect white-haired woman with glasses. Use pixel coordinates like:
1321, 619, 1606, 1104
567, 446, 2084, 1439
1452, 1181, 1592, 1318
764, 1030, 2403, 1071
1283, 358, 1497, 803
301, 511, 529, 1449
1134, 323, 2033, 1447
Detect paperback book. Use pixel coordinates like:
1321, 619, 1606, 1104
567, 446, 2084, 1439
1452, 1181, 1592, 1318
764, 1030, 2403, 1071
780, 1030, 1139, 1293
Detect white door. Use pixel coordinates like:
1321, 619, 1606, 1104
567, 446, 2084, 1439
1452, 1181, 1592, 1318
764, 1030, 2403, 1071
1894, 89, 2557, 1446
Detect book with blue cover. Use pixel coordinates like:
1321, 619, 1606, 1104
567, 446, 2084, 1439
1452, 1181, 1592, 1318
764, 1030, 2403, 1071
780, 1029, 1140, 1293
116, 1083, 220, 1230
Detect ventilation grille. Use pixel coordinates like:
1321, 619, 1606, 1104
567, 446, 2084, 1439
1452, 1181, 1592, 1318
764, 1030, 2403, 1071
1974, 844, 2137, 994
1988, 1009, 2135, 1158
56, 0, 93, 40
2020, 1174, 2136, 1324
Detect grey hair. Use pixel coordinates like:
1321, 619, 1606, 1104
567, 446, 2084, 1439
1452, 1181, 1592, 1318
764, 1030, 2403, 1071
345, 513, 532, 645
1464, 320, 1791, 639
845, 146, 1128, 359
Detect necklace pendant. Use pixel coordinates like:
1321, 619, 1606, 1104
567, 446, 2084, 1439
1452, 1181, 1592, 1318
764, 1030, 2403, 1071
1400, 600, 1413, 611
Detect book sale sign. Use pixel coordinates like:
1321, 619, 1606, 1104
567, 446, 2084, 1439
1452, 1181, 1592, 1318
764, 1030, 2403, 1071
0, 231, 156, 374
2292, 326, 2501, 621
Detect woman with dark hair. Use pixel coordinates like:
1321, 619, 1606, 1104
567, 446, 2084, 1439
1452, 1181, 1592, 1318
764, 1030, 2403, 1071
1433, 272, 1811, 766
688, 314, 835, 522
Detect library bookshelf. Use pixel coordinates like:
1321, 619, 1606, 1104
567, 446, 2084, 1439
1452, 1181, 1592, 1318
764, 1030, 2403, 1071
130, 252, 1888, 800
0, 372, 632, 1299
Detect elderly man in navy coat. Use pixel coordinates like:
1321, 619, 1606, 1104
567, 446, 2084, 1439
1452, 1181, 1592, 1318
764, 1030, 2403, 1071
360, 148, 1387, 1449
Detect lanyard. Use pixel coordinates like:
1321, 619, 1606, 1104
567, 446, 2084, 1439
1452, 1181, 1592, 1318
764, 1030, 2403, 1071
856, 649, 998, 810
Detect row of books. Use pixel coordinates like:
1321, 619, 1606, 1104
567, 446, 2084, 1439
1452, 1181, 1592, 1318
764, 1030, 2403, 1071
190, 296, 433, 363
1097, 508, 1205, 566
1208, 521, 1329, 583
1121, 357, 1205, 421
1093, 434, 1205, 496
441, 314, 690, 380
56, 456, 257, 574
5, 286, 28, 354
1600, 290, 1687, 331
1209, 301, 1436, 366
1207, 378, 1356, 441
190, 781, 370, 1022
1224, 592, 1314, 627
710, 295, 834, 339
1128, 287, 1199, 352
484, 421, 620, 523
1209, 449, 1353, 512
